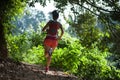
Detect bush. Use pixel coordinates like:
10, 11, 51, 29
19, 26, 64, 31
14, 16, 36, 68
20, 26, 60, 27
7, 31, 120, 80
77, 48, 120, 80
51, 42, 120, 80
51, 41, 83, 73
7, 33, 32, 61
22, 45, 45, 64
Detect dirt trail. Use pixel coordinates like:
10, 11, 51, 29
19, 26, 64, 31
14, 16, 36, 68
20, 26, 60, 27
0, 58, 78, 80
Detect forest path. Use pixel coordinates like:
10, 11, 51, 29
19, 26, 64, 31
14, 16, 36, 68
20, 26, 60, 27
0, 58, 78, 80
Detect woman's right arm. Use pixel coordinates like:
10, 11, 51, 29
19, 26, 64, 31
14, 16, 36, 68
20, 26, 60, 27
58, 23, 64, 40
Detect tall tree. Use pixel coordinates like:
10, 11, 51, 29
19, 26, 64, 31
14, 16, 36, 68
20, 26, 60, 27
67, 12, 101, 48
0, 0, 27, 58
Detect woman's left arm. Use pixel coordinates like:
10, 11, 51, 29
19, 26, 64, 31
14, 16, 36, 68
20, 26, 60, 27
42, 21, 49, 32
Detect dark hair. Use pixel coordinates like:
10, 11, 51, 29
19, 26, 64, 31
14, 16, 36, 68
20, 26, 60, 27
52, 10, 59, 20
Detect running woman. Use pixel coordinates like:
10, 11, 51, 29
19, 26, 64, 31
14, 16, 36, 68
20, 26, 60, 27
42, 10, 64, 72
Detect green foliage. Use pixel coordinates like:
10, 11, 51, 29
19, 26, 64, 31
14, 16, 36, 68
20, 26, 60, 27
22, 45, 45, 64
58, 32, 77, 48
7, 28, 120, 80
7, 32, 45, 64
5, 1, 120, 79
52, 42, 120, 80
29, 32, 44, 47
52, 41, 83, 73
2, 1, 120, 80
0, 0, 27, 23
52, 0, 120, 21
0, 0, 27, 58
52, 39, 120, 80
76, 48, 120, 80
66, 12, 104, 48
7, 29, 45, 61
77, 48, 108, 79
7, 33, 31, 61
109, 25, 120, 55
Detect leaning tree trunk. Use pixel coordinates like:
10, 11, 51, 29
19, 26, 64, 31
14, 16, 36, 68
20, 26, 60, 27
0, 23, 8, 59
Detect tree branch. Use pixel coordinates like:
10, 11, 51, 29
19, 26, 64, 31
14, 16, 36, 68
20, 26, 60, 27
76, 3, 99, 16
85, 0, 113, 13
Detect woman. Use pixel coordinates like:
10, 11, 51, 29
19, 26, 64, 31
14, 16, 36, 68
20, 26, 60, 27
42, 10, 64, 72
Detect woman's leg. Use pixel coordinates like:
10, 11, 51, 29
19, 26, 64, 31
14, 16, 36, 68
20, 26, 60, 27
44, 46, 55, 72
43, 39, 57, 72
46, 55, 51, 71
44, 46, 49, 58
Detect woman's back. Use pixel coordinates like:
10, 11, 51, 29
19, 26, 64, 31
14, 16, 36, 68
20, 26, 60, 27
47, 20, 60, 36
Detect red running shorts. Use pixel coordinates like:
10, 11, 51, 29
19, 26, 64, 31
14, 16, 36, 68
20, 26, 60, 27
44, 38, 58, 48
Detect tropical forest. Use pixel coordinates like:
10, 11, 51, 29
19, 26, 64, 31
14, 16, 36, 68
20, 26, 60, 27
0, 0, 120, 80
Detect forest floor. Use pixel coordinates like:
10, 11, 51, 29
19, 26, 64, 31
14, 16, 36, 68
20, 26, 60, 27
0, 58, 78, 80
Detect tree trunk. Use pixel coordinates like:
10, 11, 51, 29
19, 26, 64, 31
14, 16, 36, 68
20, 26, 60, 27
0, 23, 8, 59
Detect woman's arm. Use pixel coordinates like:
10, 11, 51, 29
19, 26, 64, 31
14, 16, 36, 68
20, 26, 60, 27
42, 21, 49, 32
58, 23, 64, 40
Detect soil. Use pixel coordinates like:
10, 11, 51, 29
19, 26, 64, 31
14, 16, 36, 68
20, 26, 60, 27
0, 58, 78, 80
